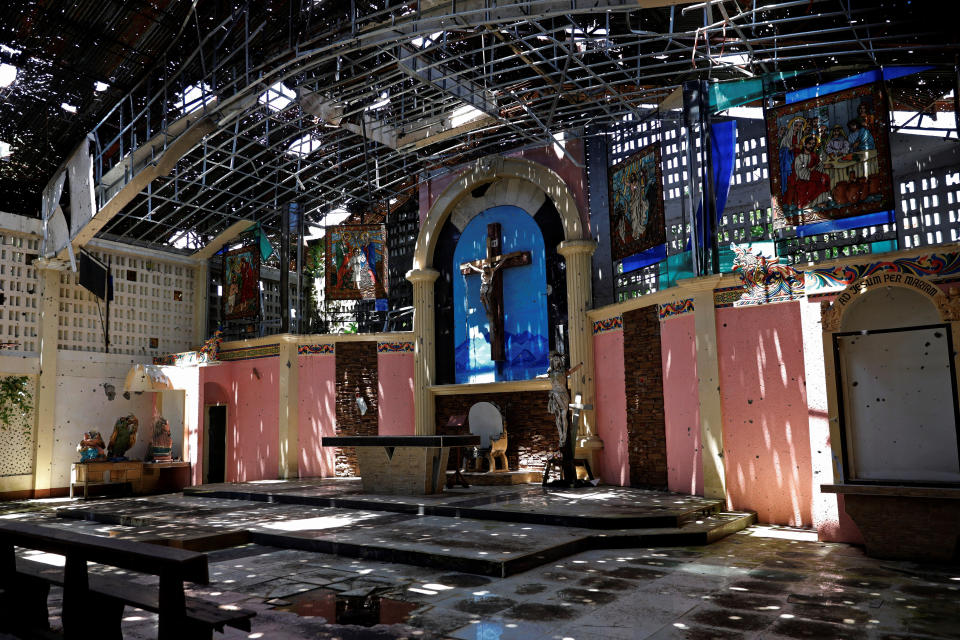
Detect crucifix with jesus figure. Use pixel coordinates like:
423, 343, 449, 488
459, 222, 532, 362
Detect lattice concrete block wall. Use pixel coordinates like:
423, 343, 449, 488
58, 245, 197, 356
0, 232, 41, 354
0, 374, 37, 478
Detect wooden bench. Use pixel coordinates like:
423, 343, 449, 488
0, 521, 255, 639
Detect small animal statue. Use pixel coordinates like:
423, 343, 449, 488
77, 430, 107, 463
107, 414, 139, 460
199, 327, 224, 362
147, 417, 173, 462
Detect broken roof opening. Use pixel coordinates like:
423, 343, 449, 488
0, 64, 16, 88
259, 82, 296, 112
178, 83, 214, 115
287, 134, 322, 157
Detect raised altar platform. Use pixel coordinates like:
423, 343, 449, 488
321, 435, 480, 495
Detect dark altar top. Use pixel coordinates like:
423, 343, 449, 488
321, 435, 480, 447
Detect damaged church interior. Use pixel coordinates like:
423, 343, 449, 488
1, 0, 959, 638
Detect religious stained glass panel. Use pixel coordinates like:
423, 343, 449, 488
765, 82, 895, 229
324, 224, 389, 300
222, 245, 260, 321
608, 143, 666, 262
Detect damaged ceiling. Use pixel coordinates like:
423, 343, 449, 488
1, 0, 957, 253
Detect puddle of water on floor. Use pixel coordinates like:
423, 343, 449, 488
276, 588, 418, 625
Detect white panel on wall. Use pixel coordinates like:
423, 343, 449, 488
0, 232, 41, 354
838, 327, 960, 483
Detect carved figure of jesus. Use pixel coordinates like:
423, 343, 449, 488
463, 260, 506, 328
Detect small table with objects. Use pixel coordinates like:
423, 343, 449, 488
70, 461, 143, 499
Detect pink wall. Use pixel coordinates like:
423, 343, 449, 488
298, 355, 337, 477
660, 314, 703, 496
593, 328, 628, 485
717, 302, 813, 527
199, 358, 280, 483
377, 352, 415, 436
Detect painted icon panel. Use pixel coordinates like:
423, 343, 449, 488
765, 82, 894, 228
222, 245, 260, 321
324, 224, 389, 300
608, 143, 666, 262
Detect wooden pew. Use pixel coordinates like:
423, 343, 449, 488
0, 520, 255, 639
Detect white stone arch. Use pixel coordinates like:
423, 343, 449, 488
821, 273, 958, 332
412, 156, 586, 270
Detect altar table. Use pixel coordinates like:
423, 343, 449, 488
321, 435, 481, 495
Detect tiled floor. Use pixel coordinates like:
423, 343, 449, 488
1, 488, 958, 639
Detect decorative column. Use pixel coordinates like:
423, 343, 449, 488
277, 336, 299, 479
32, 258, 69, 496
678, 274, 726, 500
192, 260, 209, 347
406, 268, 440, 435
557, 240, 602, 470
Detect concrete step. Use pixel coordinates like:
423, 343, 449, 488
182, 484, 726, 530
57, 495, 755, 578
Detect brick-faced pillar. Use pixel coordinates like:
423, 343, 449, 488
622, 306, 667, 488
334, 341, 379, 475
407, 268, 440, 435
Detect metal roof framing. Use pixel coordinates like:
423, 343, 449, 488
1, 0, 956, 255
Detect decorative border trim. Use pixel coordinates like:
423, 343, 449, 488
592, 316, 624, 334
377, 341, 415, 353
657, 299, 694, 320
298, 343, 335, 356
713, 286, 802, 308
805, 252, 960, 291
218, 344, 280, 361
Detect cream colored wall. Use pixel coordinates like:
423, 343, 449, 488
50, 351, 155, 488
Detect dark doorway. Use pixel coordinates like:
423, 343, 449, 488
206, 405, 227, 484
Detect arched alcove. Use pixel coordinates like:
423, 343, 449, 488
830, 281, 960, 484
841, 286, 940, 331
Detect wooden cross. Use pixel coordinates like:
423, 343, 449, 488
459, 222, 532, 362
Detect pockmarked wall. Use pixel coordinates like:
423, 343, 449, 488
298, 347, 337, 477
199, 356, 280, 482
377, 346, 415, 436
592, 316, 628, 486
716, 301, 814, 528
51, 351, 155, 488
660, 312, 702, 496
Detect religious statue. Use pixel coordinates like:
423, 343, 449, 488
459, 222, 531, 362
462, 260, 506, 330
107, 414, 139, 460
147, 417, 173, 462
546, 350, 583, 448
77, 430, 106, 463
199, 326, 224, 362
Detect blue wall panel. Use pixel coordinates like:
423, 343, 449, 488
453, 206, 548, 383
